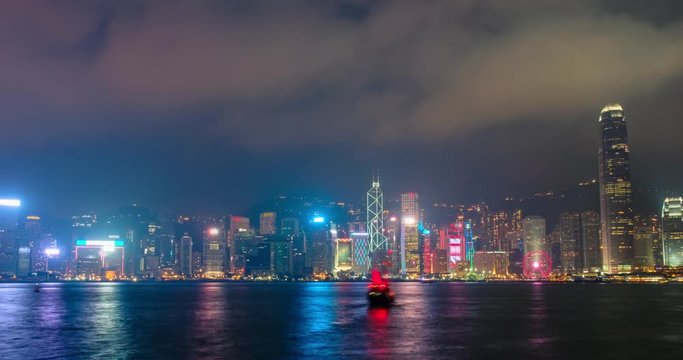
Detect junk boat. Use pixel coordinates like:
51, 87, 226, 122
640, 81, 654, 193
367, 269, 395, 307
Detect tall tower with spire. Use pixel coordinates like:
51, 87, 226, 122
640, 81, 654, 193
598, 103, 634, 273
367, 173, 388, 254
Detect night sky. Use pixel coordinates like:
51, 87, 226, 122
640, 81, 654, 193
1, 1, 683, 217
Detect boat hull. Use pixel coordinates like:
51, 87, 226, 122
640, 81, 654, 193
367, 291, 395, 307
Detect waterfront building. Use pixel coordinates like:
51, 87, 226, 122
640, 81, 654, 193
432, 248, 449, 275
349, 225, 370, 274
334, 238, 353, 274
268, 235, 292, 276
522, 216, 546, 254
559, 213, 581, 274
74, 237, 125, 279
228, 216, 251, 273
202, 227, 225, 278
446, 222, 465, 274
580, 211, 602, 272
473, 251, 509, 276
0, 230, 16, 276
598, 104, 634, 273
401, 192, 420, 276
179, 233, 193, 277
245, 242, 271, 277
662, 197, 683, 266
308, 216, 332, 276
232, 228, 256, 275
367, 176, 388, 260
633, 216, 656, 271
522, 216, 549, 277
291, 233, 306, 277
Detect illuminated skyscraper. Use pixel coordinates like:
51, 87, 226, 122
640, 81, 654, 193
522, 216, 546, 254
259, 212, 277, 235
367, 176, 388, 254
580, 211, 601, 272
179, 233, 193, 277
559, 213, 581, 274
334, 238, 353, 274
633, 216, 656, 271
522, 216, 550, 277
349, 222, 369, 274
308, 216, 332, 276
202, 227, 225, 278
228, 216, 250, 273
268, 235, 292, 276
661, 197, 683, 266
598, 104, 634, 273
464, 220, 474, 270
401, 192, 420, 276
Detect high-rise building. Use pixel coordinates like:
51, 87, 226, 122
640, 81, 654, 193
179, 233, 193, 277
202, 227, 225, 278
661, 197, 683, 267
559, 213, 581, 274
633, 216, 656, 271
473, 251, 509, 276
291, 233, 306, 277
228, 216, 250, 273
0, 230, 16, 276
522, 216, 548, 276
580, 211, 601, 272
522, 216, 546, 254
446, 222, 465, 274
245, 242, 271, 277
268, 235, 292, 276
308, 216, 332, 276
259, 212, 277, 235
367, 176, 388, 256
598, 104, 634, 273
334, 238, 353, 274
401, 192, 420, 276
349, 222, 370, 274
280, 218, 300, 236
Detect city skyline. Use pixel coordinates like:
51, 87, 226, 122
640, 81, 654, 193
2, 2, 683, 359
2, 1, 683, 217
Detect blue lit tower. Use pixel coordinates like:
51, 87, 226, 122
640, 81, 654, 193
367, 174, 388, 255
598, 104, 634, 273
464, 220, 474, 270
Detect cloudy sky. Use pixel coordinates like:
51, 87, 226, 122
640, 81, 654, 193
1, 0, 682, 216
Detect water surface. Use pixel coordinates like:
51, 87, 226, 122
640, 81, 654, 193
0, 282, 681, 359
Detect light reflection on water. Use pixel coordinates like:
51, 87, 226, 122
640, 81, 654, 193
0, 282, 681, 359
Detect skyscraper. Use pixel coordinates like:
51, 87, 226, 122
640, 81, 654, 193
268, 235, 292, 276
559, 213, 581, 274
661, 197, 683, 267
259, 212, 277, 235
522, 216, 546, 254
179, 233, 193, 277
202, 227, 225, 278
580, 211, 601, 272
228, 216, 251, 273
280, 218, 300, 236
598, 104, 634, 273
308, 217, 332, 276
401, 192, 420, 276
367, 176, 387, 254
633, 216, 656, 271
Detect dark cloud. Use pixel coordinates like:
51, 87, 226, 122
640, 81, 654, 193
1, 0, 682, 215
